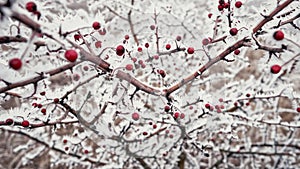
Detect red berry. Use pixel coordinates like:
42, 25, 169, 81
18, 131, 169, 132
64, 147, 69, 151
74, 34, 81, 41
9, 58, 22, 70
219, 98, 224, 102
153, 55, 159, 60
5, 118, 14, 125
273, 30, 284, 41
41, 108, 46, 114
63, 139, 68, 144
297, 107, 300, 112
95, 41, 102, 48
132, 112, 140, 121
246, 93, 251, 97
187, 47, 194, 54
271, 64, 281, 74
145, 43, 149, 48
223, 2, 229, 8
229, 28, 238, 36
208, 13, 213, 18
64, 49, 78, 62
150, 25, 155, 30
180, 113, 185, 119
142, 132, 148, 136
159, 69, 166, 78
92, 21, 101, 30
165, 44, 171, 50
116, 45, 125, 56
202, 38, 210, 45
205, 103, 211, 109
234, 49, 240, 55
37, 104, 43, 108
141, 64, 146, 69
32, 103, 38, 107
125, 64, 133, 71
137, 47, 143, 52
54, 98, 59, 103
138, 60, 144, 65
132, 57, 137, 62
218, 5, 223, 11
153, 124, 157, 129
99, 28, 106, 35
22, 120, 30, 127
174, 112, 180, 119
235, 1, 242, 8
40, 91, 46, 96
164, 105, 171, 112
124, 35, 129, 40
84, 150, 89, 154
83, 66, 89, 71
26, 2, 37, 12
176, 36, 182, 41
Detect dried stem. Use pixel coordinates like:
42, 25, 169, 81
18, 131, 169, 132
252, 0, 295, 33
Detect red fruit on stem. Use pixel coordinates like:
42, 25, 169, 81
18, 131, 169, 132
223, 3, 229, 9
132, 57, 137, 62
54, 98, 59, 103
218, 5, 223, 11
124, 35, 129, 40
145, 43, 149, 48
125, 64, 133, 71
153, 55, 159, 60
208, 13, 213, 18
22, 120, 30, 127
159, 69, 166, 78
74, 34, 81, 41
9, 58, 22, 70
38, 104, 43, 108
164, 105, 171, 112
180, 113, 185, 119
64, 49, 78, 62
26, 2, 37, 12
95, 41, 102, 48
271, 64, 281, 74
92, 21, 101, 30
41, 108, 46, 114
116, 45, 125, 56
234, 49, 240, 55
229, 28, 238, 36
32, 103, 38, 107
63, 139, 68, 144
174, 112, 180, 119
84, 150, 89, 154
202, 38, 210, 45
40, 91, 46, 96
138, 60, 144, 65
176, 36, 182, 41
132, 112, 140, 121
6, 118, 14, 125
99, 28, 106, 35
235, 1, 242, 8
297, 107, 300, 112
137, 47, 143, 52
150, 25, 156, 30
205, 103, 211, 109
187, 47, 194, 54
153, 124, 157, 129
165, 44, 171, 50
273, 30, 284, 41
